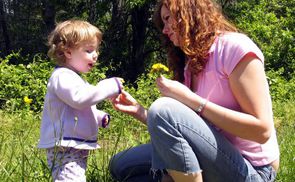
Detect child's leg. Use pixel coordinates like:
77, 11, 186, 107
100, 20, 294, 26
47, 147, 89, 182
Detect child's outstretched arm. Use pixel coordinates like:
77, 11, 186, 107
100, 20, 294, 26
52, 69, 123, 109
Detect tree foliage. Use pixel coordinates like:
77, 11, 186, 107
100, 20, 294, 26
223, 0, 295, 79
0, 0, 294, 81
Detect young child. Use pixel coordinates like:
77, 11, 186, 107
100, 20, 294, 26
37, 19, 123, 181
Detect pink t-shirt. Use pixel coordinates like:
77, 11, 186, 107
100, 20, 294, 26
184, 32, 279, 166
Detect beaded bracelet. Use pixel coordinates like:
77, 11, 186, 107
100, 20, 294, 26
196, 98, 208, 115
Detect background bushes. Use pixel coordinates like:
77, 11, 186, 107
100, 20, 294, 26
1, 52, 294, 113
0, 53, 52, 112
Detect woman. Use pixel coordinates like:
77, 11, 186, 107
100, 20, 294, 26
109, 0, 280, 181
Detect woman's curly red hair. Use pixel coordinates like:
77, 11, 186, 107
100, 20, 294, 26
153, 0, 237, 82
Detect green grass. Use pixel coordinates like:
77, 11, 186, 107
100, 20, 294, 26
272, 101, 295, 182
0, 101, 294, 181
0, 106, 150, 182
0, 111, 49, 181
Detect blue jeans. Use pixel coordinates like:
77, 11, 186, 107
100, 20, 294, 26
110, 97, 276, 182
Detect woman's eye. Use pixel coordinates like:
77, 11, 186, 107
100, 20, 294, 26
164, 15, 171, 22
162, 15, 169, 22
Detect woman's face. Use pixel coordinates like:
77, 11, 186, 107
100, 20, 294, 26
161, 5, 180, 46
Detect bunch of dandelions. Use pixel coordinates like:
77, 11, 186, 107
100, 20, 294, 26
149, 63, 170, 79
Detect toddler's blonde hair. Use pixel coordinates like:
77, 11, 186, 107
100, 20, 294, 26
47, 20, 102, 66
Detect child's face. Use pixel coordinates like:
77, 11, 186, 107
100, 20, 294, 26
65, 37, 99, 73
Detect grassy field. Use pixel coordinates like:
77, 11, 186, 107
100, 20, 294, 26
0, 101, 294, 182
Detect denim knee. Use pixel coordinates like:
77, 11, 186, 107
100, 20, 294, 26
146, 97, 201, 173
109, 155, 121, 181
109, 144, 161, 182
147, 97, 177, 130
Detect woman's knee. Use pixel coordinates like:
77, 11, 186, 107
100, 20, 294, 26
109, 144, 154, 181
109, 153, 122, 180
147, 97, 178, 125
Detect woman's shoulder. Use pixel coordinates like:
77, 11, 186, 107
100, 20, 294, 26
214, 32, 264, 72
219, 32, 254, 45
218, 32, 263, 57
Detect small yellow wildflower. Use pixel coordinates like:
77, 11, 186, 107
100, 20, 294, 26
24, 96, 33, 104
150, 63, 169, 73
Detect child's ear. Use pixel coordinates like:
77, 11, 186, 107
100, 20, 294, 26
64, 49, 72, 59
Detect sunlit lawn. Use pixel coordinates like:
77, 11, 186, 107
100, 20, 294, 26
0, 100, 294, 181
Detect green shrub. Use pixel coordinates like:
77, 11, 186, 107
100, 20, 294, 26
267, 68, 295, 101
0, 53, 52, 112
224, 0, 295, 79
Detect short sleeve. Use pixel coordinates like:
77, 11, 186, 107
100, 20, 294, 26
219, 33, 264, 76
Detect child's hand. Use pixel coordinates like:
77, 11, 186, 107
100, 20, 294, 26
102, 115, 110, 128
118, 78, 125, 84
116, 77, 125, 91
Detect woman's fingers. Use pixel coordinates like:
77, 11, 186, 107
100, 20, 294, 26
120, 90, 137, 105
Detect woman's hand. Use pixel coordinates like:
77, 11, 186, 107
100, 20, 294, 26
156, 75, 193, 102
111, 90, 147, 124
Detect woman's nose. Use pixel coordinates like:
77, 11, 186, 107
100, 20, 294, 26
162, 24, 169, 35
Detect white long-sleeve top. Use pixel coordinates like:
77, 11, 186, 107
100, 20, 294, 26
38, 67, 121, 150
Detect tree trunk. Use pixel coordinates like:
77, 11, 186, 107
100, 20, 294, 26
101, 0, 130, 76
0, 0, 11, 55
41, 0, 56, 36
88, 0, 97, 24
130, 5, 150, 81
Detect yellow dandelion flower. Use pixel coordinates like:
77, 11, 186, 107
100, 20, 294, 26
24, 96, 33, 104
151, 63, 169, 73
